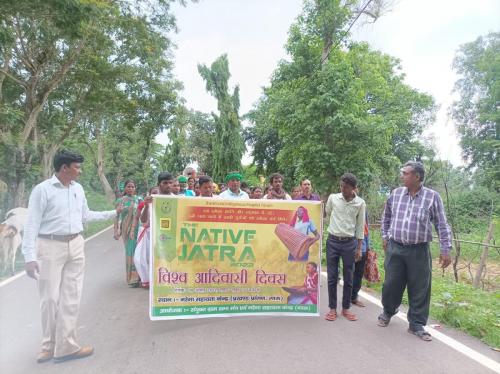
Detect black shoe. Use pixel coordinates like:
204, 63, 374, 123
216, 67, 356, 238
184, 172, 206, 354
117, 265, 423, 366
377, 312, 391, 327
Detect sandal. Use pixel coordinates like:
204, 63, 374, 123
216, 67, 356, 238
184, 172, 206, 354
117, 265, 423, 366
341, 309, 358, 321
377, 313, 391, 327
408, 329, 432, 341
325, 310, 337, 321
351, 299, 366, 307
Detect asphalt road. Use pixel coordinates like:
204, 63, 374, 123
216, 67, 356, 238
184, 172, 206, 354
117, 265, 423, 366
0, 228, 498, 374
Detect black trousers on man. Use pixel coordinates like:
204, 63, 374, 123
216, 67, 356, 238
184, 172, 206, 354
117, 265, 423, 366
326, 234, 357, 310
351, 252, 367, 302
381, 240, 432, 332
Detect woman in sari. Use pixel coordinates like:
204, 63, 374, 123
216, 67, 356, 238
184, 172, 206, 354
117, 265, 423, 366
133, 186, 159, 289
288, 206, 320, 261
113, 180, 143, 287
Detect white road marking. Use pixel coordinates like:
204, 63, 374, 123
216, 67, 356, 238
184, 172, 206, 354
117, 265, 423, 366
0, 225, 113, 288
320, 271, 500, 373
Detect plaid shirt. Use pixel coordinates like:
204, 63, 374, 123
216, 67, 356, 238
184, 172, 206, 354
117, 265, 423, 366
381, 186, 452, 255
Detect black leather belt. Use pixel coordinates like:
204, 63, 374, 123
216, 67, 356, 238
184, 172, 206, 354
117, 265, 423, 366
38, 233, 80, 242
330, 234, 355, 242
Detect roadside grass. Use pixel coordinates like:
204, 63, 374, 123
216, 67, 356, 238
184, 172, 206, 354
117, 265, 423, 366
82, 190, 114, 238
364, 229, 500, 349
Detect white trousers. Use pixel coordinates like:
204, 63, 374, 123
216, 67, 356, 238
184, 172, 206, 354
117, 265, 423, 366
37, 235, 85, 357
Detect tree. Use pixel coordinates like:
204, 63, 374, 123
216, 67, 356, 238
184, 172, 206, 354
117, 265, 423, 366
0, 0, 181, 207
185, 110, 216, 176
0, 0, 104, 206
247, 0, 435, 193
198, 54, 245, 182
161, 106, 191, 175
245, 97, 281, 176
452, 32, 499, 191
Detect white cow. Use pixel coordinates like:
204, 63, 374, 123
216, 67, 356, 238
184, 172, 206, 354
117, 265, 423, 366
0, 207, 28, 275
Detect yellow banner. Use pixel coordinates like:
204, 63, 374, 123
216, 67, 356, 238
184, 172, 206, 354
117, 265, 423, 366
150, 196, 323, 319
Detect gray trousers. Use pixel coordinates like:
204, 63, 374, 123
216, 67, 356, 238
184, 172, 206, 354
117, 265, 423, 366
381, 240, 432, 331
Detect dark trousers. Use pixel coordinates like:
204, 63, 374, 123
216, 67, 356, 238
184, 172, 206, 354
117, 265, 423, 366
381, 240, 432, 331
326, 234, 356, 310
351, 252, 367, 301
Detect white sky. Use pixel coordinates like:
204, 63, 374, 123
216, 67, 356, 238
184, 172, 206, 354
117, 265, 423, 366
158, 0, 500, 166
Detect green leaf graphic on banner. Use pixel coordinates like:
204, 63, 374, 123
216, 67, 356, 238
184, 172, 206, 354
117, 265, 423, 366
154, 197, 178, 262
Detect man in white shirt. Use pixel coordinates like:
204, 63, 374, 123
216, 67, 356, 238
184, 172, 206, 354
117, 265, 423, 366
218, 171, 249, 200
22, 150, 121, 363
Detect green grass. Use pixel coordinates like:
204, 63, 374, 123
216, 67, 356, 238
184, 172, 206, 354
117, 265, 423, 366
82, 189, 115, 238
361, 229, 500, 348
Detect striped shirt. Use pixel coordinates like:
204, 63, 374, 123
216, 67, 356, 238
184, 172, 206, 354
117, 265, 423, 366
381, 186, 452, 255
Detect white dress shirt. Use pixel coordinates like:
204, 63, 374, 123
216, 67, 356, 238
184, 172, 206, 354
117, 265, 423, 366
218, 189, 250, 200
22, 175, 116, 262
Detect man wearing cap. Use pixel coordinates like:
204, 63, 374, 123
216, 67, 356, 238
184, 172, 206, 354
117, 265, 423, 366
22, 150, 123, 363
218, 171, 249, 200
177, 175, 195, 197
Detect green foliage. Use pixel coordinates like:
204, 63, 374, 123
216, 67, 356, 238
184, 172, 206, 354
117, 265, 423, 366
0, 0, 182, 209
246, 1, 435, 194
452, 32, 500, 191
446, 187, 497, 233
185, 110, 216, 175
161, 107, 191, 175
432, 282, 500, 348
241, 164, 262, 187
198, 54, 245, 182
367, 229, 500, 348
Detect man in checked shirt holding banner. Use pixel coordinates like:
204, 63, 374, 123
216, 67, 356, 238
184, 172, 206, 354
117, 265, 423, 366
378, 161, 452, 342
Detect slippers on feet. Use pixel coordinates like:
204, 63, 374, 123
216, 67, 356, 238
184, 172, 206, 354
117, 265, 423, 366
408, 329, 432, 341
351, 299, 366, 307
325, 310, 337, 321
341, 309, 358, 321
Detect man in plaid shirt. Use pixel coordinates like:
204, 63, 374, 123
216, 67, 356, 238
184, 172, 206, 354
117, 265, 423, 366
378, 161, 452, 341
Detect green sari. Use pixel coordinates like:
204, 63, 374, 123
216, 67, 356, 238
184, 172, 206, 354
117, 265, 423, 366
116, 194, 143, 286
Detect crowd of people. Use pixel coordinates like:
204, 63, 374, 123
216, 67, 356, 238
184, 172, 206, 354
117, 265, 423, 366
111, 169, 323, 289
21, 150, 453, 363
119, 167, 323, 201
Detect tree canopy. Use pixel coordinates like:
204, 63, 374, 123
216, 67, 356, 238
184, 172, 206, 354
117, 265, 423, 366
198, 54, 245, 181
246, 0, 435, 193
0, 0, 181, 208
452, 32, 499, 191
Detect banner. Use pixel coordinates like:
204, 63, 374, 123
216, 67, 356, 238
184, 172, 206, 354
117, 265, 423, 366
150, 196, 323, 320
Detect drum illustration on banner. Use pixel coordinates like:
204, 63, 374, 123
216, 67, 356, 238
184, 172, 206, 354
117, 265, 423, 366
150, 196, 323, 320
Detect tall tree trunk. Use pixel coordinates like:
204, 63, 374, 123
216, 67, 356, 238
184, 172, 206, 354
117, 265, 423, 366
472, 221, 495, 289
41, 145, 58, 180
13, 178, 26, 208
95, 126, 116, 204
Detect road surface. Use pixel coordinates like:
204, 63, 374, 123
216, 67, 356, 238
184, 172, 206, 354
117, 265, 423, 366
1, 228, 498, 374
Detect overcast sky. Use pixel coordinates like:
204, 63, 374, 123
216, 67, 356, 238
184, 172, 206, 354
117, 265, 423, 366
159, 0, 500, 166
